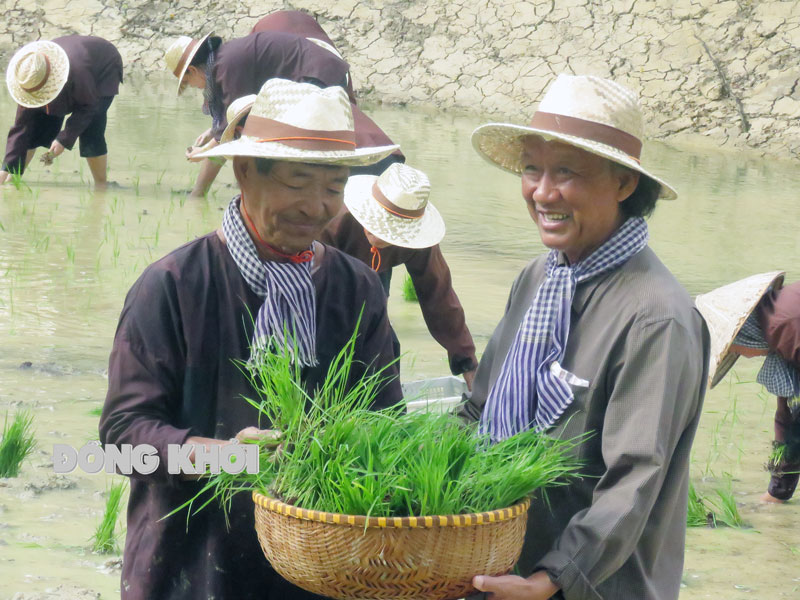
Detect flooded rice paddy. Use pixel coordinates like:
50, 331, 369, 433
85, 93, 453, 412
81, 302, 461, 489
0, 76, 799, 598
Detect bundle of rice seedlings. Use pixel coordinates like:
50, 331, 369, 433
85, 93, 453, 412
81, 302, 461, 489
687, 481, 715, 528
180, 322, 584, 520
0, 410, 36, 478
401, 273, 418, 302
92, 480, 127, 553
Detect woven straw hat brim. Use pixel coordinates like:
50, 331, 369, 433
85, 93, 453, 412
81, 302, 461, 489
471, 123, 678, 201
344, 175, 446, 249
175, 32, 210, 96
220, 103, 254, 144
695, 270, 785, 388
198, 137, 399, 167
6, 41, 69, 108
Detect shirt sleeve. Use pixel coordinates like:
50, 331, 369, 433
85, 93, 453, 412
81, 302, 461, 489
2, 106, 37, 175
536, 317, 705, 599
760, 282, 800, 369
56, 103, 98, 150
405, 246, 478, 375
99, 269, 197, 485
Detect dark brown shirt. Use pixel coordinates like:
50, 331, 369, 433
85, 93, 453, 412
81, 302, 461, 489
2, 35, 122, 172
242, 15, 402, 155
209, 31, 349, 140
320, 208, 477, 375
99, 231, 401, 600
759, 280, 800, 369
462, 247, 709, 600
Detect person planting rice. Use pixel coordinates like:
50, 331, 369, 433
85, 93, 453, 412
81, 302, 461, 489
99, 78, 400, 599
460, 74, 710, 599
696, 273, 800, 503
320, 163, 478, 387
166, 13, 402, 198
1, 35, 123, 188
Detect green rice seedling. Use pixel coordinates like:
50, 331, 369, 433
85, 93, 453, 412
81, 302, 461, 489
66, 241, 76, 264
8, 167, 30, 192
156, 169, 166, 186
687, 481, 714, 528
709, 485, 745, 528
88, 407, 103, 417
174, 321, 584, 523
91, 480, 127, 553
0, 220, 5, 231
0, 410, 36, 477
132, 175, 140, 196
402, 273, 418, 302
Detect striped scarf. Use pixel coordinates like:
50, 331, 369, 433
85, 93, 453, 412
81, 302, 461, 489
734, 312, 800, 399
222, 197, 317, 366
481, 217, 649, 442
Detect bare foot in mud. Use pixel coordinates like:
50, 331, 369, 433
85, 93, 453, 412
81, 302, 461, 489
760, 492, 786, 503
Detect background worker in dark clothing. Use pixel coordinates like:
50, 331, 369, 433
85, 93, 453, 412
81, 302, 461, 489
698, 273, 800, 503
250, 10, 405, 178
321, 163, 478, 387
1, 35, 123, 187
167, 17, 402, 197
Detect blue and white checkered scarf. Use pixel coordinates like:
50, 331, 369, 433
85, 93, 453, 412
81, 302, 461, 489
480, 217, 649, 442
734, 311, 799, 399
222, 197, 318, 366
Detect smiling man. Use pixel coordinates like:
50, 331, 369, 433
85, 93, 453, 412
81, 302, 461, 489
99, 79, 401, 599
461, 75, 710, 600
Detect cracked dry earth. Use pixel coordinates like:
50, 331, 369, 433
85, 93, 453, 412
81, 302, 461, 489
1, 0, 800, 159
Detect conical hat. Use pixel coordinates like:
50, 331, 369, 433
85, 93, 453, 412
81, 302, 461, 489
695, 271, 785, 388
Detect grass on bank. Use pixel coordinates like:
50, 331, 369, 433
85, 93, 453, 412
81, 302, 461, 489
91, 479, 127, 554
176, 322, 585, 522
0, 410, 36, 478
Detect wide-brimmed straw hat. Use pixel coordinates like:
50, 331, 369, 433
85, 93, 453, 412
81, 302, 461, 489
6, 40, 69, 108
345, 164, 445, 249
220, 94, 257, 143
471, 74, 678, 200
198, 78, 398, 167
695, 271, 785, 388
164, 33, 211, 96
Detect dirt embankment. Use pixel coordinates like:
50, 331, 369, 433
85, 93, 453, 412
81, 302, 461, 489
3, 0, 799, 159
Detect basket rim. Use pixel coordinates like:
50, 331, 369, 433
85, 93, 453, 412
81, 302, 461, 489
252, 491, 531, 529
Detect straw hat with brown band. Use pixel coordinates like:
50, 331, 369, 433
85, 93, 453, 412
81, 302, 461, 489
220, 94, 257, 144
344, 163, 445, 250
6, 40, 70, 108
197, 78, 398, 167
695, 271, 785, 389
164, 33, 211, 96
471, 73, 678, 201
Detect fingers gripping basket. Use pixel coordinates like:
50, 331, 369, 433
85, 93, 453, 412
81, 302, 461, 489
253, 492, 531, 600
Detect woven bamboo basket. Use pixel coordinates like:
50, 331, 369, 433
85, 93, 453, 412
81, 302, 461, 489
253, 492, 530, 600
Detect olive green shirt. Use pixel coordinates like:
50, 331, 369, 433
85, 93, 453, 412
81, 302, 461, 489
461, 246, 710, 600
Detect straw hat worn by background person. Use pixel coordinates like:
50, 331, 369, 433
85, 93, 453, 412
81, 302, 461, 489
6, 40, 69, 108
220, 94, 257, 143
164, 33, 211, 95
198, 78, 397, 166
344, 163, 445, 249
472, 73, 678, 201
695, 270, 785, 388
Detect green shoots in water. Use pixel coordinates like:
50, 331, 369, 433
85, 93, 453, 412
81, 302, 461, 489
0, 410, 36, 478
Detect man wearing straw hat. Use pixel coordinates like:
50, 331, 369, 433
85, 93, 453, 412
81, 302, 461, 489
100, 78, 401, 599
1, 36, 123, 187
460, 74, 709, 600
321, 163, 478, 386
697, 273, 800, 503
165, 23, 402, 198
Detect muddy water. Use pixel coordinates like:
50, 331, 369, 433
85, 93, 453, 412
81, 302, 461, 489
0, 78, 798, 599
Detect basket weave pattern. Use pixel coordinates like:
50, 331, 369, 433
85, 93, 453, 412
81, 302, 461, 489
253, 492, 530, 600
